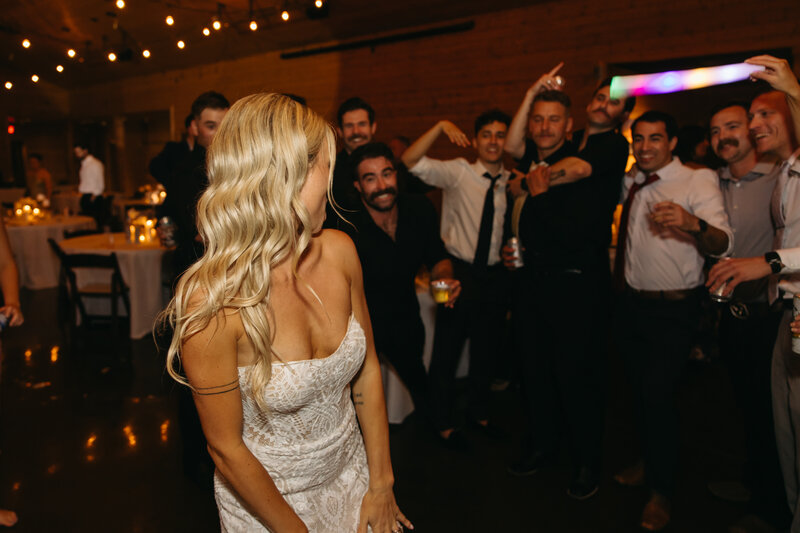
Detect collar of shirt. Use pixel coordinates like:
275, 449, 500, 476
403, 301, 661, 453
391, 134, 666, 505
627, 156, 682, 187
718, 160, 778, 183
787, 147, 800, 178
470, 159, 508, 183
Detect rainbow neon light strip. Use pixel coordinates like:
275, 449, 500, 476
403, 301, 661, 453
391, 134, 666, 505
609, 63, 764, 99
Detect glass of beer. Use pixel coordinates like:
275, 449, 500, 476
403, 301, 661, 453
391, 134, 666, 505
431, 279, 451, 304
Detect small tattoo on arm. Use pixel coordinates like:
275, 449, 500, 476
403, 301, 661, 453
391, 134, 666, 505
354, 392, 365, 406
193, 378, 240, 396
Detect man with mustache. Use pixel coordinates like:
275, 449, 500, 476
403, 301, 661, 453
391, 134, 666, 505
707, 54, 800, 533
502, 74, 633, 503
402, 110, 511, 450
707, 101, 788, 532
343, 142, 459, 420
617, 110, 732, 531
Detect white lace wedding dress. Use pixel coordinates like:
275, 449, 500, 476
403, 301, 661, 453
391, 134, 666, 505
214, 314, 371, 532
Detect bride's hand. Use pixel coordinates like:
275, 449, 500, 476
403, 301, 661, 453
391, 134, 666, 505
357, 486, 413, 533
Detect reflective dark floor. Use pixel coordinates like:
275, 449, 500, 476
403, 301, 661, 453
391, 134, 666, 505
0, 288, 758, 532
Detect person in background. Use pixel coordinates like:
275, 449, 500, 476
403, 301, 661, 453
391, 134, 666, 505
706, 101, 789, 532
707, 54, 800, 533
27, 153, 52, 200
73, 139, 105, 225
616, 110, 732, 531
0, 217, 24, 528
403, 109, 511, 450
674, 125, 712, 169
344, 141, 460, 423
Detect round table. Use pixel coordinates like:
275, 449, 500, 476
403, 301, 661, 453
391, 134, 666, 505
59, 233, 168, 339
5, 215, 96, 289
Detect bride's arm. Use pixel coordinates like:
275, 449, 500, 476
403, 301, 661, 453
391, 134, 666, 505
338, 235, 414, 533
182, 307, 308, 533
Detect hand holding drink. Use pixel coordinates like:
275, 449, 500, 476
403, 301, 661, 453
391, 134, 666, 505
430, 278, 461, 308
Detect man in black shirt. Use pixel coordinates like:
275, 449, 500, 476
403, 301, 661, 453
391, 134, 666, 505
343, 142, 460, 420
504, 78, 633, 501
149, 113, 196, 185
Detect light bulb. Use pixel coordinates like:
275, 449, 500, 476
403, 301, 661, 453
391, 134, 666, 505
31, 74, 39, 82
165, 15, 174, 25
108, 52, 117, 61
67, 49, 76, 58
4, 82, 12, 90
116, 0, 125, 8
202, 27, 211, 36
22, 39, 31, 49
56, 65, 64, 72
212, 20, 221, 30
176, 40, 185, 49
142, 49, 150, 58
315, 0, 323, 7
281, 10, 289, 21
249, 20, 257, 31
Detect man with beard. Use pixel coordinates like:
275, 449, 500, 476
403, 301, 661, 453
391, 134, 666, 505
708, 55, 800, 533
707, 101, 788, 532
503, 75, 633, 503
402, 110, 511, 449
618, 111, 731, 531
343, 142, 459, 419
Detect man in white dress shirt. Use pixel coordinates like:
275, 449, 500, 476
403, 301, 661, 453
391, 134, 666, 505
614, 110, 732, 531
73, 139, 105, 225
707, 55, 800, 532
402, 109, 511, 449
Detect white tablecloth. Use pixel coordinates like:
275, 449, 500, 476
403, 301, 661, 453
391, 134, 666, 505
59, 233, 167, 339
5, 215, 96, 289
382, 290, 469, 424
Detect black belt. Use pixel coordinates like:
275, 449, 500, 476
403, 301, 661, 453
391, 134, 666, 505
626, 286, 698, 301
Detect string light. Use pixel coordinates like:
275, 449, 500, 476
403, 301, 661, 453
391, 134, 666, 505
202, 27, 211, 36
31, 74, 39, 82
249, 20, 257, 31
142, 49, 150, 58
315, 0, 323, 7
116, 0, 125, 8
165, 15, 174, 26
22, 39, 31, 49
281, 10, 289, 21
4, 82, 12, 90
56, 65, 64, 72
212, 20, 222, 31
108, 52, 117, 62
176, 40, 185, 49
67, 49, 76, 58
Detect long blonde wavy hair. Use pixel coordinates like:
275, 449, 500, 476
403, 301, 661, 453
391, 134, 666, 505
162, 92, 336, 407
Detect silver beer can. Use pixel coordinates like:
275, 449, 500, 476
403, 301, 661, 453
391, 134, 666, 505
507, 237, 524, 268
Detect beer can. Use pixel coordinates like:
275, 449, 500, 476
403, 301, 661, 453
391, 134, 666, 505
793, 293, 800, 354
507, 237, 524, 268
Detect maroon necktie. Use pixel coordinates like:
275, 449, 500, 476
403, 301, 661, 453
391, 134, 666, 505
613, 173, 660, 292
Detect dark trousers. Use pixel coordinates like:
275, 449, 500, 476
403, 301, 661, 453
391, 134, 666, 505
79, 193, 104, 227
429, 259, 507, 431
719, 304, 789, 525
518, 268, 609, 473
374, 316, 429, 416
615, 289, 700, 497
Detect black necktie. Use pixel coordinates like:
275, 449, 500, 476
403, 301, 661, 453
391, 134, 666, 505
612, 173, 660, 292
473, 172, 501, 268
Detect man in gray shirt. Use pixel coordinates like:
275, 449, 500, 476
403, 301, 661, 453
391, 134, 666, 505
709, 101, 788, 531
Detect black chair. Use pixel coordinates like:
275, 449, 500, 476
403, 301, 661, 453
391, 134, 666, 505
62, 228, 101, 240
48, 238, 131, 335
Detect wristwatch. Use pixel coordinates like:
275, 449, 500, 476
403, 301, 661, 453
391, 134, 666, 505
765, 251, 785, 274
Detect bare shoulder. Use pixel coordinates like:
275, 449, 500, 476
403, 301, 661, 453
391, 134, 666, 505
315, 229, 361, 284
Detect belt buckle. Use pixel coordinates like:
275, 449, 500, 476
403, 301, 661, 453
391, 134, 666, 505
729, 301, 750, 320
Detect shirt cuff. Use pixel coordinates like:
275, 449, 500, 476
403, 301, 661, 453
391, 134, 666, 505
777, 247, 800, 274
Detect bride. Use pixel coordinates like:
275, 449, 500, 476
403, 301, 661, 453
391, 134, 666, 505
163, 93, 412, 533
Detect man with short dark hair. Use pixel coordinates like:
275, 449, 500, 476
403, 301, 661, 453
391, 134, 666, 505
706, 101, 788, 531
343, 142, 459, 418
326, 97, 377, 222
504, 73, 633, 501
708, 55, 800, 531
616, 110, 732, 530
73, 139, 105, 224
402, 109, 511, 449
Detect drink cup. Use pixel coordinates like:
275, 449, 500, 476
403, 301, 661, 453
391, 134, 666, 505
431, 280, 451, 304
710, 258, 732, 303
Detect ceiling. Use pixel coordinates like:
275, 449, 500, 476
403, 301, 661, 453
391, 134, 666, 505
0, 0, 532, 88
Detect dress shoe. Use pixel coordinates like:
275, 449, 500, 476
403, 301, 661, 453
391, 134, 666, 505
567, 467, 599, 500
470, 419, 507, 441
507, 450, 552, 477
614, 460, 645, 487
708, 480, 751, 503
438, 429, 470, 452
641, 492, 671, 531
